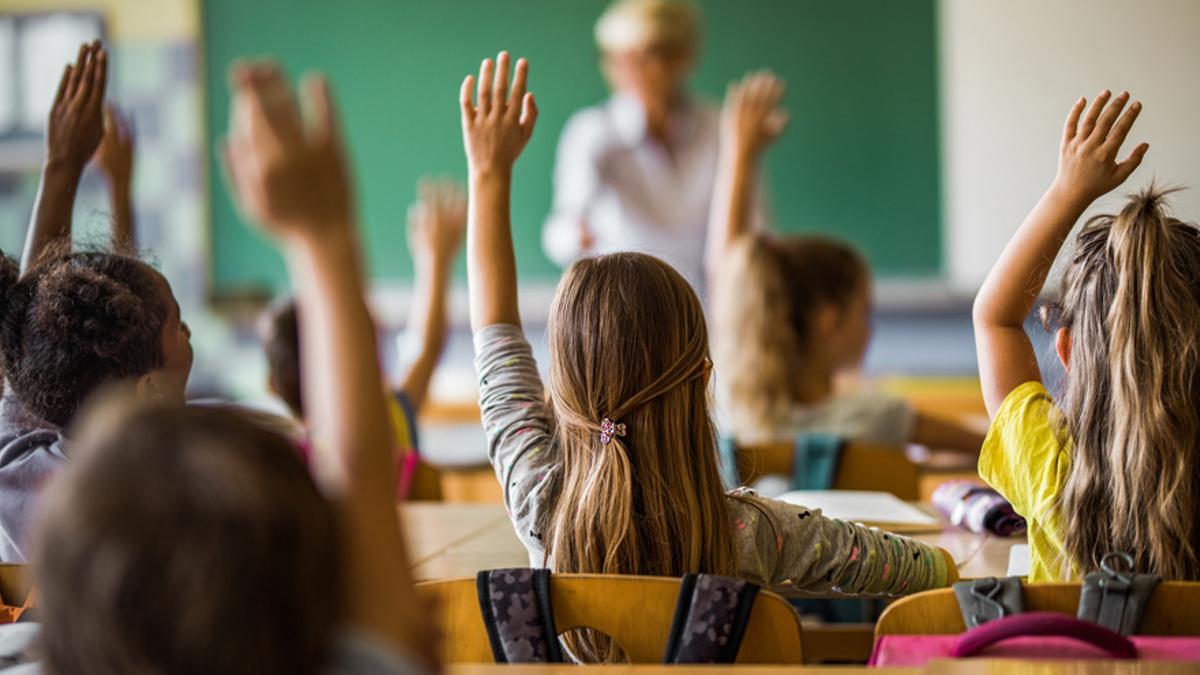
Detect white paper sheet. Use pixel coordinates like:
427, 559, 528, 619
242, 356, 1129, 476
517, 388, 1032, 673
1007, 544, 1031, 577
777, 490, 940, 526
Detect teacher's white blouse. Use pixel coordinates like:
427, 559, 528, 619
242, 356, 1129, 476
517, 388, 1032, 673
542, 93, 762, 293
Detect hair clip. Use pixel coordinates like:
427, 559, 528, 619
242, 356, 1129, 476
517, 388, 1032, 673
599, 417, 627, 445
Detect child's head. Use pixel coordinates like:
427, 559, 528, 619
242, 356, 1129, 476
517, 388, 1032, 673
546, 252, 736, 578
33, 401, 340, 675
714, 233, 871, 437
1050, 188, 1200, 579
260, 297, 303, 419
595, 0, 698, 107
0, 250, 191, 428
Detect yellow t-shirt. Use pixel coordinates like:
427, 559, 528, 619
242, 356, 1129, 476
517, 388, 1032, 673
978, 381, 1073, 581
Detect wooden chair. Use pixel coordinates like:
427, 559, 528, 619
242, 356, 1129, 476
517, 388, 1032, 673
416, 573, 804, 664
875, 582, 1200, 639
733, 440, 922, 501
0, 564, 31, 606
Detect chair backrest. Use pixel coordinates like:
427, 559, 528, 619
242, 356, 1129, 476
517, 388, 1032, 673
735, 440, 920, 500
417, 573, 804, 664
0, 565, 30, 606
876, 582, 1200, 638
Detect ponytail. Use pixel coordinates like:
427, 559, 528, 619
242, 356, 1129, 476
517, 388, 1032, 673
1056, 186, 1200, 579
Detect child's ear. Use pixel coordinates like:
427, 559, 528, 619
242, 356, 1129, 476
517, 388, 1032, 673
135, 372, 164, 401
1055, 327, 1072, 373
266, 376, 279, 398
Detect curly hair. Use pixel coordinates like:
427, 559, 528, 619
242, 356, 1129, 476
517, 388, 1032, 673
0, 249, 169, 428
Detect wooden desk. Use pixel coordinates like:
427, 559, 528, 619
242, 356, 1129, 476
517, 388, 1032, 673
401, 503, 1023, 584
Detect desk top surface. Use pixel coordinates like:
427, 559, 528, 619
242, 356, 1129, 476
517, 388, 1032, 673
399, 502, 1022, 585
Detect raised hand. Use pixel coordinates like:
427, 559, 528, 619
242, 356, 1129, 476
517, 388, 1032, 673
408, 177, 467, 271
92, 104, 135, 187
460, 51, 538, 177
1054, 90, 1148, 203
223, 62, 353, 244
47, 41, 107, 172
720, 70, 788, 161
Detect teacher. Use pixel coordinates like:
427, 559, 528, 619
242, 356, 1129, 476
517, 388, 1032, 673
542, 0, 761, 291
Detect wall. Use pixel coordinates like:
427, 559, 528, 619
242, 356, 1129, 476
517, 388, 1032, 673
940, 0, 1200, 291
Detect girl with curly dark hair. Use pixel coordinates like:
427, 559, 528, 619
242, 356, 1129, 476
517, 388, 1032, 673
0, 42, 192, 561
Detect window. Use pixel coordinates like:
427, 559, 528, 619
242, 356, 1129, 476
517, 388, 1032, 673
0, 12, 104, 138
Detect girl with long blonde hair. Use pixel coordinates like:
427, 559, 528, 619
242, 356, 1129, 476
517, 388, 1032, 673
460, 52, 955, 661
708, 73, 984, 454
975, 90, 1200, 580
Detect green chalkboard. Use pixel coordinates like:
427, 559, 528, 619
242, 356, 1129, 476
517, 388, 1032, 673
203, 0, 941, 294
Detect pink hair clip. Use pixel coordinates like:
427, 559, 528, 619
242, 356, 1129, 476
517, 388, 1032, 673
600, 417, 627, 445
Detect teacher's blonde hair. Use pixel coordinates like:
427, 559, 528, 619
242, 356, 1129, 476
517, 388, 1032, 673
595, 0, 700, 56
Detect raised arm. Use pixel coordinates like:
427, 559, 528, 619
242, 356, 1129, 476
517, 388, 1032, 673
460, 51, 538, 331
705, 71, 787, 283
222, 62, 431, 664
23, 41, 108, 273
973, 90, 1147, 416
396, 177, 466, 410
92, 104, 137, 254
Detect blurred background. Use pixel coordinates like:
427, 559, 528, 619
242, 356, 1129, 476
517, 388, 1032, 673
0, 0, 1197, 459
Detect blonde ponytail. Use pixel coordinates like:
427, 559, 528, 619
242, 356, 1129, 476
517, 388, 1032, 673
1055, 187, 1200, 579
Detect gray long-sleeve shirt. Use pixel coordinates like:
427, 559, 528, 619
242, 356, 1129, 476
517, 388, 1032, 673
474, 323, 949, 595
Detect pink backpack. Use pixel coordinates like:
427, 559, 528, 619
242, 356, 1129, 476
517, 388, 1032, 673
872, 553, 1200, 666
871, 612, 1200, 665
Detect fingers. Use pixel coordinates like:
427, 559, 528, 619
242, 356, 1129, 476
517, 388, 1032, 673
460, 74, 476, 119
1062, 96, 1085, 144
1090, 90, 1129, 142
520, 92, 538, 139
53, 65, 72, 107
765, 110, 790, 137
71, 42, 98, 105
87, 45, 108, 110
1077, 89, 1111, 139
1113, 142, 1149, 183
476, 57, 494, 117
243, 62, 303, 148
1104, 99, 1142, 154
302, 73, 341, 148
492, 52, 510, 116
64, 43, 87, 101
507, 58, 528, 116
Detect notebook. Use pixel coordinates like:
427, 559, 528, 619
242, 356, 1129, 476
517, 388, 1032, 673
777, 490, 943, 534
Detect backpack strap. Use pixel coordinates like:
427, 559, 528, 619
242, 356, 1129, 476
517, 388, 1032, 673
475, 568, 564, 663
1077, 552, 1161, 636
789, 433, 843, 490
953, 576, 1025, 628
662, 574, 760, 664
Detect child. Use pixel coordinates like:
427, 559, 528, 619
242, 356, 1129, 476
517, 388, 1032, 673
260, 179, 464, 499
0, 61, 435, 675
462, 52, 955, 660
0, 42, 194, 562
709, 72, 985, 454
974, 91, 1198, 581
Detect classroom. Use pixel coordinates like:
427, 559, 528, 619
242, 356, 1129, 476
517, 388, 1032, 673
0, 0, 1197, 672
